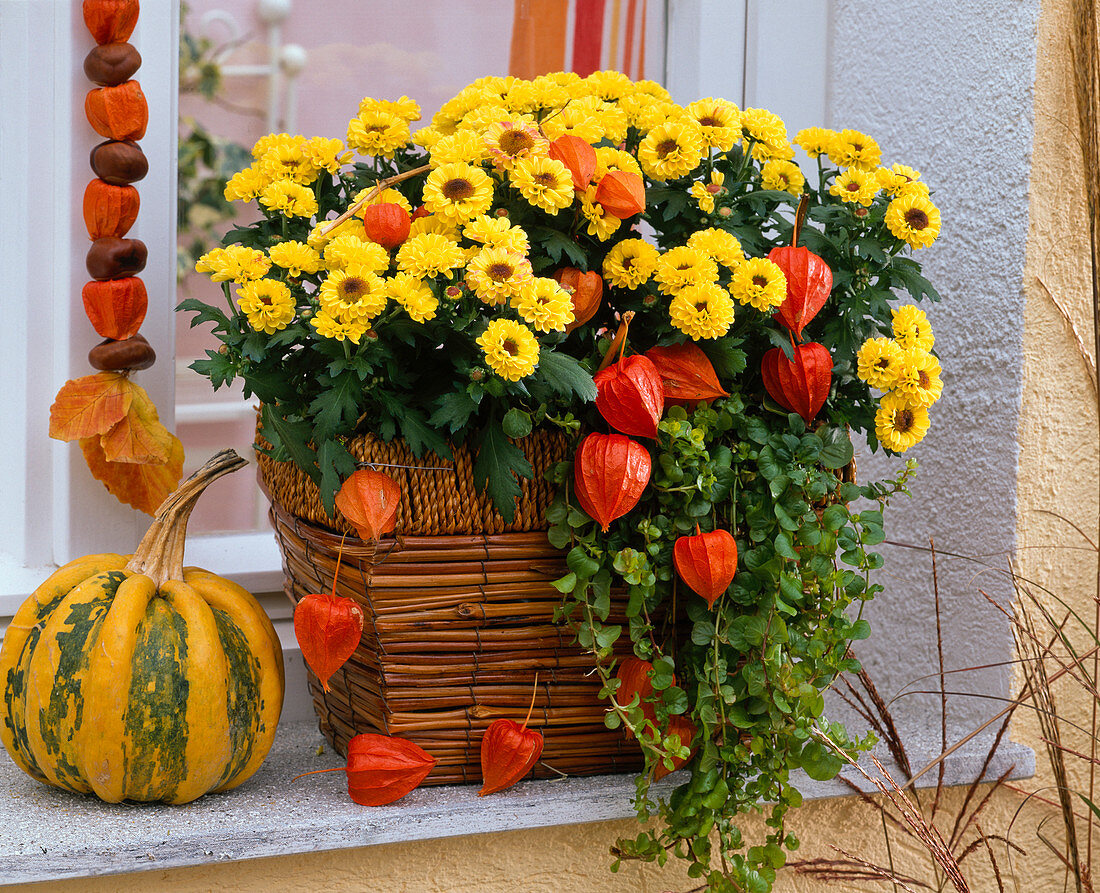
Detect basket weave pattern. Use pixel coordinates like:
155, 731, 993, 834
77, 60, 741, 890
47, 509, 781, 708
261, 429, 643, 784
269, 502, 643, 783
256, 427, 570, 537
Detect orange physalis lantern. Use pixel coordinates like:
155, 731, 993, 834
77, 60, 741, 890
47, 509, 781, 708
335, 468, 402, 541
760, 342, 833, 424
644, 342, 729, 408
573, 432, 651, 532
81, 277, 147, 340
552, 268, 603, 332
85, 80, 148, 141
294, 733, 437, 806
83, 179, 140, 239
548, 135, 597, 191
594, 170, 646, 219
673, 526, 738, 609
614, 657, 661, 737
768, 245, 833, 340
593, 354, 665, 440
82, 0, 140, 44
479, 676, 544, 796
362, 202, 411, 249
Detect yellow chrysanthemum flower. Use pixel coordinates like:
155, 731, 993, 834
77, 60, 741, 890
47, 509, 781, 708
580, 184, 622, 241
603, 239, 660, 289
484, 121, 548, 169
828, 129, 882, 171
224, 165, 270, 202
875, 390, 931, 452
761, 160, 805, 195
876, 164, 922, 197
654, 246, 719, 296
830, 167, 879, 206
583, 69, 635, 102
634, 79, 672, 100
430, 129, 489, 166
268, 241, 323, 277
892, 305, 936, 351
856, 337, 905, 391
740, 108, 788, 154
396, 232, 466, 279
691, 181, 716, 214
465, 246, 533, 305
885, 193, 942, 249
638, 120, 706, 181
618, 93, 668, 131
502, 80, 540, 114
685, 98, 741, 151
236, 278, 296, 334
412, 125, 443, 149
409, 213, 461, 241
385, 272, 439, 323
529, 74, 571, 111
463, 215, 530, 254
594, 146, 643, 178
259, 143, 320, 185
894, 349, 944, 408
251, 133, 303, 160
423, 162, 495, 223
318, 267, 387, 321
510, 276, 575, 333
476, 318, 540, 381
355, 186, 413, 214
794, 127, 838, 159
196, 246, 271, 283
304, 136, 352, 173
259, 180, 318, 218
307, 217, 367, 250
323, 234, 390, 273
540, 95, 607, 143
687, 228, 745, 269
728, 258, 787, 311
752, 138, 795, 163
510, 155, 575, 214
310, 309, 369, 344
359, 95, 421, 123
669, 282, 735, 340
346, 108, 410, 157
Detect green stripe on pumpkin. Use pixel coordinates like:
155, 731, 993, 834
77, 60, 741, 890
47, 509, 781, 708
33, 571, 125, 790
210, 607, 262, 789
122, 597, 190, 802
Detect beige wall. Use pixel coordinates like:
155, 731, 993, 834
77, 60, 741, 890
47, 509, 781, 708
22, 0, 1096, 890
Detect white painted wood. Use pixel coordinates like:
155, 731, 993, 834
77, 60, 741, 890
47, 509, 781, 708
664, 0, 748, 105
744, 0, 831, 131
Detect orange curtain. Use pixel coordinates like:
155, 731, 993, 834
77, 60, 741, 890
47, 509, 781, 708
509, 0, 570, 79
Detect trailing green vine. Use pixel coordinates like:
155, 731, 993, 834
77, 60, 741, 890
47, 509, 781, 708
549, 401, 915, 891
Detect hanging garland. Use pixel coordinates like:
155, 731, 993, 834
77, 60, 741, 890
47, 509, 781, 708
49, 0, 184, 515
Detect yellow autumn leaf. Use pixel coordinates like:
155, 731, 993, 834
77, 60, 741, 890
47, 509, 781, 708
99, 382, 173, 465
48, 372, 134, 442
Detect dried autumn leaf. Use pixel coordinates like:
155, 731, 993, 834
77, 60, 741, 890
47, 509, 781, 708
99, 382, 173, 465
49, 372, 133, 441
335, 468, 402, 541
79, 428, 184, 515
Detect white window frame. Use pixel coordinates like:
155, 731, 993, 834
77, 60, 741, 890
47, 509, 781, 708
0, 0, 828, 649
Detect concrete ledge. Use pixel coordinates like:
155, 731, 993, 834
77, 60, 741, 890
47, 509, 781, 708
0, 720, 1034, 887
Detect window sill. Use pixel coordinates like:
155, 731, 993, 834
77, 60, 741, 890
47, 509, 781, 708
0, 719, 1034, 886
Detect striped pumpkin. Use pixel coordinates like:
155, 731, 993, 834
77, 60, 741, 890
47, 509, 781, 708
0, 450, 284, 804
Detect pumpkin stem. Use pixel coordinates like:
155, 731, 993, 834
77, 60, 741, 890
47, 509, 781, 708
791, 194, 809, 248
125, 449, 248, 587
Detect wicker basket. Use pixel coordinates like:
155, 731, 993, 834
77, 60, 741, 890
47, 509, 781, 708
259, 429, 644, 784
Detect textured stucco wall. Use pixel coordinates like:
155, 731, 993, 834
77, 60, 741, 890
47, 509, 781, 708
827, 0, 1040, 737
22, 1, 1095, 891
